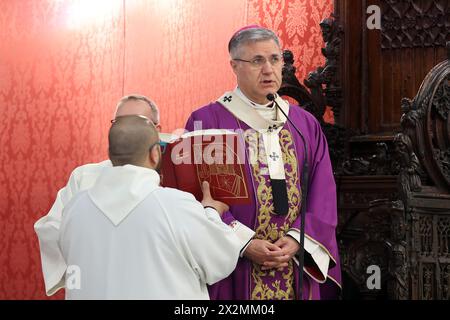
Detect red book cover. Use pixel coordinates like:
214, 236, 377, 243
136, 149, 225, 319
160, 130, 251, 205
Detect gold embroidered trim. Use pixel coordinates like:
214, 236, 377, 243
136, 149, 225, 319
248, 129, 301, 300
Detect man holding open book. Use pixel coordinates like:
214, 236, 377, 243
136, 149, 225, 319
184, 26, 342, 300
36, 106, 255, 299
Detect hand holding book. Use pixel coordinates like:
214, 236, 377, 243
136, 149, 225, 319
200, 181, 229, 216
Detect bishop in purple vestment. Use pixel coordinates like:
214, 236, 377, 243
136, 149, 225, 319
185, 26, 341, 300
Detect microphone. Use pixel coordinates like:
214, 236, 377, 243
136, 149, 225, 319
266, 93, 309, 301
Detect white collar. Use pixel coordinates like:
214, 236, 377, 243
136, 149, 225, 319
88, 165, 160, 226
235, 87, 275, 109
217, 88, 289, 131
217, 89, 289, 180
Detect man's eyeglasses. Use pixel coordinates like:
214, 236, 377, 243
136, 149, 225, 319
150, 141, 167, 154
233, 54, 283, 68
110, 115, 158, 126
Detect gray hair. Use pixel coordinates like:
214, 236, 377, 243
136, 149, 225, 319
228, 27, 281, 58
116, 94, 160, 125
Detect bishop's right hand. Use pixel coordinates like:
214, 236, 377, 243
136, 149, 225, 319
201, 181, 229, 216
243, 239, 288, 271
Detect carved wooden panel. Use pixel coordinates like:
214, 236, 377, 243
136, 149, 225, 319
410, 212, 450, 299
335, 0, 448, 134
366, 0, 448, 134
400, 47, 450, 192
389, 43, 450, 300
381, 0, 450, 49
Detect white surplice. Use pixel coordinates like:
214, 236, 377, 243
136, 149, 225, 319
35, 162, 254, 299
61, 165, 249, 299
34, 160, 112, 295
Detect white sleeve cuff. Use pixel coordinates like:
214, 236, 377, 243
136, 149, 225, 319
34, 217, 67, 295
287, 230, 330, 283
203, 208, 255, 256
240, 239, 253, 258
229, 220, 255, 256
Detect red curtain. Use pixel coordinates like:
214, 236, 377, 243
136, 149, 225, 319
0, 0, 332, 299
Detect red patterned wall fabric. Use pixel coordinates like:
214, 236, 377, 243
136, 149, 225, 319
247, 0, 334, 123
0, 0, 332, 299
0, 0, 125, 299
248, 0, 332, 84
123, 0, 247, 133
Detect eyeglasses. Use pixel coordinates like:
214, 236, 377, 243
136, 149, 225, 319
150, 141, 167, 154
110, 115, 158, 126
233, 54, 283, 68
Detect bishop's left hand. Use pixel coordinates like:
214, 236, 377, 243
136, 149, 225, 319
261, 236, 300, 271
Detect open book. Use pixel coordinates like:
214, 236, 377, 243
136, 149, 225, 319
160, 129, 251, 205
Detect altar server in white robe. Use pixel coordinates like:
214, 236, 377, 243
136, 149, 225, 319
34, 94, 161, 295
57, 115, 254, 299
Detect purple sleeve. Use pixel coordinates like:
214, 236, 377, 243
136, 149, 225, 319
291, 116, 339, 269
185, 114, 195, 132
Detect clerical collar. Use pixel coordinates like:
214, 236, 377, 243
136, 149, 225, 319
235, 87, 275, 109
217, 90, 289, 130
234, 87, 277, 122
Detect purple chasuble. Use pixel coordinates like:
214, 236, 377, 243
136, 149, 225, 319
185, 101, 342, 300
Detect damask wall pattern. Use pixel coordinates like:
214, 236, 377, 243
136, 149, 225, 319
123, 0, 248, 134
0, 0, 332, 299
247, 0, 333, 82
0, 0, 125, 299
247, 0, 334, 123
